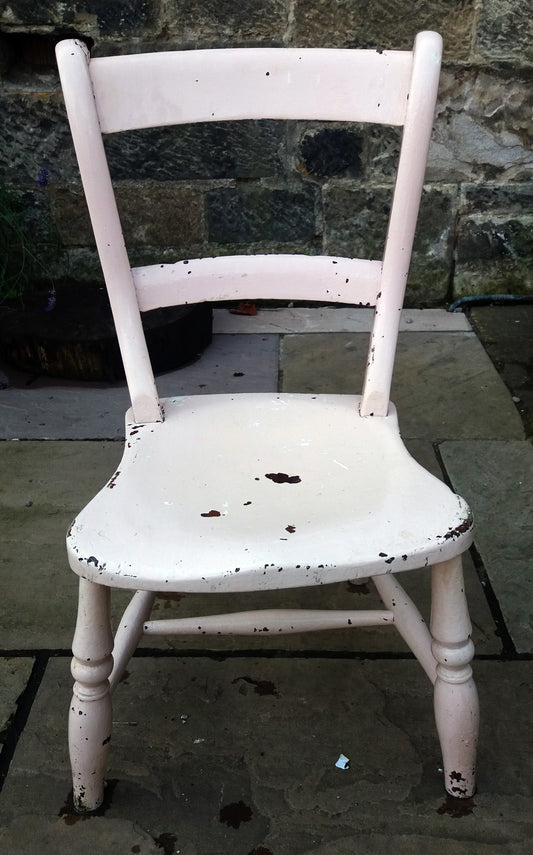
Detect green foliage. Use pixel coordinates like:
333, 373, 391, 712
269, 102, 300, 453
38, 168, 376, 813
0, 185, 41, 303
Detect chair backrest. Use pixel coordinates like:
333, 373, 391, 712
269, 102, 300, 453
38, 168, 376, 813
56, 33, 442, 423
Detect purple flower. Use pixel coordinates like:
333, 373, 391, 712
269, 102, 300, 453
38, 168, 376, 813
44, 288, 56, 312
37, 167, 49, 187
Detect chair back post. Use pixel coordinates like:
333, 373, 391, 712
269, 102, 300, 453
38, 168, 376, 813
360, 31, 442, 417
55, 40, 162, 423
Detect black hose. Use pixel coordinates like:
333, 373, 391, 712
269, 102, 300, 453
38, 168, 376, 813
448, 294, 533, 312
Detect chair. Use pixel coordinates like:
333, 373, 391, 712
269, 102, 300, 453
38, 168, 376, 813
56, 32, 479, 813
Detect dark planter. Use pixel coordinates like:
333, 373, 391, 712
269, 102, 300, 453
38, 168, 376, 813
0, 283, 212, 381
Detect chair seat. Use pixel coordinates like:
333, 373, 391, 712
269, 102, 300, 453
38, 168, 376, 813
67, 393, 473, 592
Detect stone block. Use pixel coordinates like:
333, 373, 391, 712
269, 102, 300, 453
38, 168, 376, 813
0, 1, 62, 27
410, 185, 457, 305
323, 183, 456, 306
323, 182, 391, 259
49, 188, 93, 246
104, 120, 284, 181
453, 186, 533, 297
292, 0, 476, 60
52, 247, 103, 283
117, 184, 204, 247
476, 0, 533, 66
76, 0, 157, 34
0, 92, 77, 185
461, 182, 533, 215
52, 184, 204, 248
367, 124, 402, 180
430, 69, 533, 183
297, 127, 363, 179
9, 186, 55, 242
206, 183, 317, 245
58, 243, 207, 284
163, 0, 288, 46
0, 1, 157, 36
454, 214, 533, 296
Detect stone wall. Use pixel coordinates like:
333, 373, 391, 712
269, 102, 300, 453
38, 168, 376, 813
0, 1, 531, 306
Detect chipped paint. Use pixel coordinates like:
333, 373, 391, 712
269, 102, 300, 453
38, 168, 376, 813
107, 470, 121, 489
439, 514, 474, 541
437, 793, 476, 816
265, 472, 301, 484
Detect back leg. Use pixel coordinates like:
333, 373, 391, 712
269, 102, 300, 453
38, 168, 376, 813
430, 556, 479, 798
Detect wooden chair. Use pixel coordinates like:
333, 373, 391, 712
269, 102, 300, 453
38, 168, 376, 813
56, 32, 479, 813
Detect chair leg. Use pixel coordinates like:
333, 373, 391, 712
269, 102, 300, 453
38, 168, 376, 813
430, 556, 479, 798
69, 578, 114, 812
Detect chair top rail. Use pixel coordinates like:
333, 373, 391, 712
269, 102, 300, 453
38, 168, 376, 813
132, 255, 382, 313
88, 47, 413, 133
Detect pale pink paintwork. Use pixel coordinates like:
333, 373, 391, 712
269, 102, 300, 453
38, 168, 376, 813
56, 32, 479, 813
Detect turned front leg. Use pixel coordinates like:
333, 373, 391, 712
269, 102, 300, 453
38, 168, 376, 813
431, 557, 479, 798
69, 578, 114, 812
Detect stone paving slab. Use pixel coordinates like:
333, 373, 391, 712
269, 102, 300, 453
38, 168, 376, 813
468, 305, 533, 437
0, 441, 122, 649
213, 307, 472, 334
281, 332, 525, 441
0, 657, 531, 854
0, 815, 161, 855
0, 440, 498, 654
0, 658, 34, 737
0, 333, 279, 440
440, 440, 533, 654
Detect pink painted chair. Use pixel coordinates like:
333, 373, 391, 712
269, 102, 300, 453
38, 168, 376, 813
56, 32, 478, 813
